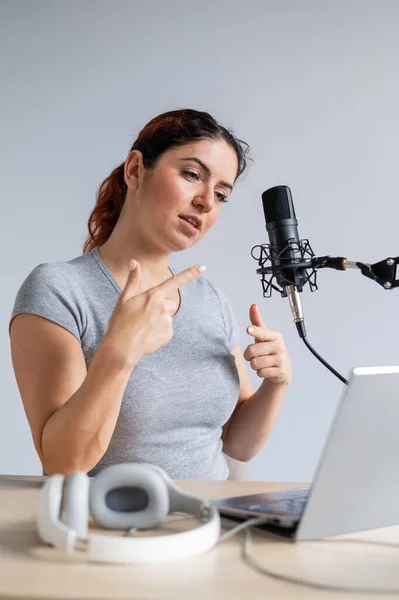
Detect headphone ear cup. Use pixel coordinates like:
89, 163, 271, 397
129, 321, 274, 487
89, 463, 169, 530
63, 471, 89, 538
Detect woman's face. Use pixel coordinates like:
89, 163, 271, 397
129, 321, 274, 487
126, 138, 239, 252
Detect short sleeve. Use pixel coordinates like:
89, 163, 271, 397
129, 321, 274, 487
216, 285, 241, 352
9, 263, 83, 342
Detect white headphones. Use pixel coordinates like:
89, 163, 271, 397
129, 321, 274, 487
37, 463, 221, 563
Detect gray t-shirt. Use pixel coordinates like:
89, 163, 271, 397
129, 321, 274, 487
9, 247, 240, 479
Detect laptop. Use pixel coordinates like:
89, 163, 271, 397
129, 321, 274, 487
211, 366, 399, 541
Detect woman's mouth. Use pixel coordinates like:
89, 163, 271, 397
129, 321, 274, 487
178, 216, 200, 235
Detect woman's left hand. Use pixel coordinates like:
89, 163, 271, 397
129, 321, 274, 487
244, 304, 292, 387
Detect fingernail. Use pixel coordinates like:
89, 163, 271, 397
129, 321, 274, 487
130, 259, 136, 271
248, 326, 255, 334
198, 265, 207, 273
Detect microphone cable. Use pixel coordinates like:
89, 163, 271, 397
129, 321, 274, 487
288, 287, 349, 386
301, 335, 348, 385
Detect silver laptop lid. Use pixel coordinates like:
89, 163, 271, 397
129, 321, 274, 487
297, 366, 399, 540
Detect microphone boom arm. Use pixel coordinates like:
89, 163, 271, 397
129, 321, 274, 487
347, 257, 399, 290
314, 255, 399, 290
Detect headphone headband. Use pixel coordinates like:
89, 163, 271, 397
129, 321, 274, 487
37, 463, 221, 563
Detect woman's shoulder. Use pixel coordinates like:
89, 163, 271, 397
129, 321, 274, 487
9, 251, 96, 340
20, 250, 95, 291
11, 252, 98, 317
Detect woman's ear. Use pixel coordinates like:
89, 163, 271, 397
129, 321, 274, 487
124, 150, 145, 190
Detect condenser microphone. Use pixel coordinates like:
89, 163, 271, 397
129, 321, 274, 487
253, 184, 398, 386
256, 185, 348, 384
262, 185, 307, 338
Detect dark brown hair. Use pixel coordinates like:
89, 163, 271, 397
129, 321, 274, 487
83, 109, 251, 253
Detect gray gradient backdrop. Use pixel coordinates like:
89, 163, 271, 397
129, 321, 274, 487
1, 0, 398, 480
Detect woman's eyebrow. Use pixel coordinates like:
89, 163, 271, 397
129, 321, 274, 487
180, 157, 233, 191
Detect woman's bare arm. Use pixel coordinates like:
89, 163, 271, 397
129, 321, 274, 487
10, 314, 138, 475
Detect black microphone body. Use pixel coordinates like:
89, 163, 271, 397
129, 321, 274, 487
262, 185, 307, 337
262, 186, 308, 294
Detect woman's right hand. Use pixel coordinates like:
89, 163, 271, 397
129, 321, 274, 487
103, 259, 206, 367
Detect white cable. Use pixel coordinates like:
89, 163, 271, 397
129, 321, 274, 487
218, 517, 399, 594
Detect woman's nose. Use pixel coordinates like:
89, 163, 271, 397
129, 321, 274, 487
193, 190, 215, 211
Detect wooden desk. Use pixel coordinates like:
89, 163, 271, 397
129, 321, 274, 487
1, 476, 399, 599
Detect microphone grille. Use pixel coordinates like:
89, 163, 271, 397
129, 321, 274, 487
262, 186, 296, 223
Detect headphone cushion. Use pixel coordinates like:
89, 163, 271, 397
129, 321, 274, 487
63, 471, 90, 538
89, 463, 170, 530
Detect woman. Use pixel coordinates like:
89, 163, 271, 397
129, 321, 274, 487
9, 108, 291, 479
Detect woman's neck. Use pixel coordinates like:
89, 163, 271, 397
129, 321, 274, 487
97, 236, 172, 293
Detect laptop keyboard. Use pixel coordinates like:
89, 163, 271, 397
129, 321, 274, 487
238, 492, 309, 516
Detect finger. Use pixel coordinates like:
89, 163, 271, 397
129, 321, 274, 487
249, 304, 266, 329
120, 259, 142, 301
249, 304, 268, 343
250, 354, 278, 371
244, 342, 276, 361
256, 366, 282, 379
156, 264, 207, 294
247, 324, 280, 343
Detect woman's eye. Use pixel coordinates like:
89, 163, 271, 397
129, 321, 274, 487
216, 192, 228, 203
184, 170, 200, 180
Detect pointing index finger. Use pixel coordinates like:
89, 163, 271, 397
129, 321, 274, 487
159, 265, 207, 293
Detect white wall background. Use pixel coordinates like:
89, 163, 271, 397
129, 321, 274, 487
1, 0, 398, 481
